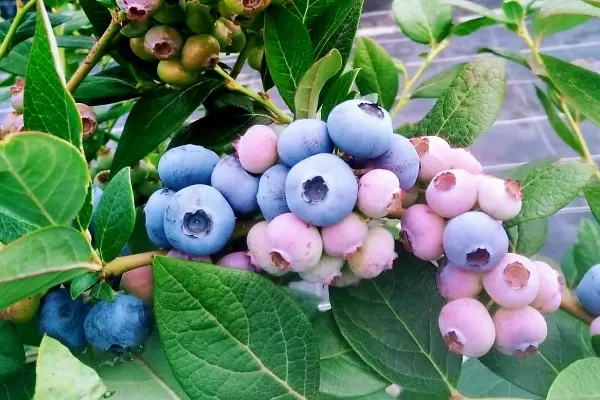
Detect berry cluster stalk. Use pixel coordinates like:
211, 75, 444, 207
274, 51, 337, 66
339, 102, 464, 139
0, 0, 38, 60
102, 250, 168, 278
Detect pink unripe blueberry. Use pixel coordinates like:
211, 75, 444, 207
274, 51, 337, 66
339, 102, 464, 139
437, 261, 483, 301
493, 306, 548, 357
2, 112, 24, 135
410, 136, 452, 182
217, 251, 256, 271
144, 25, 183, 60
167, 249, 212, 263
483, 253, 541, 309
10, 77, 24, 113
348, 226, 397, 279
530, 261, 564, 314
246, 221, 286, 276
76, 103, 98, 140
400, 204, 445, 261
477, 176, 523, 221
591, 316, 600, 336
438, 298, 495, 358
267, 213, 323, 273
330, 265, 362, 287
357, 169, 402, 218
425, 169, 478, 218
117, 0, 163, 22
236, 125, 278, 174
120, 265, 153, 304
299, 254, 345, 285
321, 212, 368, 258
447, 148, 483, 175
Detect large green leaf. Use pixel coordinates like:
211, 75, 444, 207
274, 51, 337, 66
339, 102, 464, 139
411, 63, 464, 99
111, 78, 222, 176
0, 226, 99, 310
443, 0, 510, 22
288, 0, 335, 25
541, 54, 600, 128
0, 12, 70, 49
153, 257, 320, 400
532, 11, 589, 41
411, 57, 506, 147
478, 47, 529, 69
330, 252, 462, 397
480, 311, 594, 397
547, 358, 600, 400
0, 41, 30, 76
561, 247, 586, 289
0, 363, 35, 399
540, 0, 600, 18
502, 157, 560, 182
0, 133, 89, 228
35, 336, 107, 399
0, 211, 37, 244
452, 17, 496, 36
502, 0, 524, 23
95, 168, 135, 262
320, 69, 360, 120
573, 219, 600, 273
584, 178, 600, 224
507, 218, 548, 257
392, 0, 452, 44
264, 6, 314, 113
69, 272, 99, 299
505, 162, 596, 227
0, 321, 25, 381
24, 2, 82, 148
295, 49, 342, 119
353, 37, 398, 110
74, 75, 141, 106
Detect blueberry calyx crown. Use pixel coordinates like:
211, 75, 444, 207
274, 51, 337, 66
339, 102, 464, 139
183, 209, 212, 237
358, 102, 384, 119
301, 176, 328, 203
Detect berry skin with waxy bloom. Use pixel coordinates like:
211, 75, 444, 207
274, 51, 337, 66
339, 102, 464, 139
211, 155, 259, 214
163, 184, 235, 256
246, 221, 286, 276
493, 306, 547, 357
158, 144, 219, 190
299, 254, 345, 285
120, 265, 153, 304
143, 25, 183, 60
575, 264, 600, 316
368, 134, 422, 190
167, 249, 211, 263
410, 136, 452, 182
157, 60, 198, 87
285, 153, 358, 227
217, 251, 256, 271
591, 316, 600, 336
443, 211, 509, 272
477, 176, 523, 221
530, 261, 564, 314
321, 212, 368, 258
257, 164, 290, 221
236, 125, 279, 174
38, 288, 89, 350
401, 204, 445, 261
446, 148, 483, 175
438, 298, 495, 358
425, 169, 478, 218
144, 188, 175, 249
277, 119, 334, 167
357, 169, 402, 218
347, 226, 397, 279
437, 261, 483, 301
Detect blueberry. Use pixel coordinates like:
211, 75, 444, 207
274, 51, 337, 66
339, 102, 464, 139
575, 264, 600, 316
443, 211, 509, 272
84, 294, 153, 353
298, 254, 344, 285
478, 176, 523, 221
285, 153, 358, 227
356, 169, 401, 218
257, 164, 290, 221
401, 204, 445, 261
246, 221, 286, 276
482, 253, 541, 309
348, 226, 397, 279
120, 265, 153, 304
591, 316, 600, 336
410, 136, 451, 182
438, 298, 495, 358
321, 212, 368, 258
437, 260, 483, 301
425, 169, 478, 218
211, 155, 259, 214
143, 25, 183, 60
38, 288, 89, 350
530, 261, 563, 314
144, 188, 175, 249
158, 144, 219, 191
277, 119, 333, 167
167, 249, 212, 263
368, 134, 419, 190
236, 125, 278, 174
447, 148, 483, 175
493, 306, 547, 357
330, 265, 362, 288
327, 100, 392, 159
217, 251, 256, 271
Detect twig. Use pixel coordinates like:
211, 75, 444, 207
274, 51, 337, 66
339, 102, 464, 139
230, 36, 254, 79
102, 250, 168, 278
561, 289, 594, 325
0, 0, 37, 60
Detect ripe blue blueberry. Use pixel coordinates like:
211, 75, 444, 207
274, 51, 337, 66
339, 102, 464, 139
256, 164, 290, 221
37, 288, 89, 350
144, 188, 175, 249
575, 264, 600, 316
163, 184, 235, 255
210, 155, 259, 214
84, 294, 153, 353
326, 100, 393, 159
443, 211, 509, 272
158, 144, 219, 190
368, 134, 420, 190
285, 153, 358, 227
277, 119, 333, 167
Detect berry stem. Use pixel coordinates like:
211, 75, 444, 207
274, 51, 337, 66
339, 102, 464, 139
0, 0, 37, 61
213, 65, 293, 124
66, 12, 124, 93
102, 250, 168, 278
390, 39, 450, 119
230, 36, 254, 80
560, 289, 594, 325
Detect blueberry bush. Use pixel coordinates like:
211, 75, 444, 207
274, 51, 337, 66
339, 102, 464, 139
1, 0, 600, 398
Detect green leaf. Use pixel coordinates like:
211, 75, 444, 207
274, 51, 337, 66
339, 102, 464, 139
540, 0, 600, 18
0, 363, 35, 399
95, 168, 135, 262
97, 101, 134, 124
502, 156, 560, 182
0, 133, 89, 228
295, 49, 342, 119
411, 57, 507, 147
592, 335, 600, 356
288, 0, 335, 24
128, 208, 159, 254
314, 312, 389, 398
153, 257, 320, 400
502, 0, 523, 23
561, 247, 585, 289
24, 2, 82, 148
0, 321, 25, 380
330, 252, 461, 397
69, 272, 99, 299
391, 0, 453, 45
541, 54, 600, 128
507, 218, 548, 257
573, 219, 600, 273
0, 41, 31, 76
478, 47, 529, 69
74, 75, 141, 106
0, 226, 99, 310
584, 179, 600, 224
585, 0, 600, 7
265, 7, 314, 114
111, 78, 222, 176
35, 335, 107, 399
411, 63, 464, 99
547, 358, 600, 399
505, 162, 596, 227
55, 35, 95, 49
443, 0, 510, 22
353, 38, 398, 110
458, 359, 542, 399
532, 11, 589, 41
535, 86, 584, 156
0, 12, 70, 49
74, 184, 93, 232
89, 281, 116, 301
0, 211, 37, 244
452, 17, 497, 36
480, 310, 594, 397
320, 69, 360, 120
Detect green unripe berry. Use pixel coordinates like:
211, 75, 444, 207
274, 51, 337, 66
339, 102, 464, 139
185, 2, 214, 34
130, 37, 156, 61
144, 25, 184, 60
212, 17, 233, 48
227, 26, 246, 53
217, 0, 234, 18
130, 160, 152, 185
121, 20, 150, 38
93, 170, 111, 190
223, 0, 270, 16
181, 34, 220, 71
138, 172, 163, 197
247, 45, 263, 70
96, 146, 114, 171
157, 59, 198, 87
1, 296, 41, 324
153, 0, 185, 24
